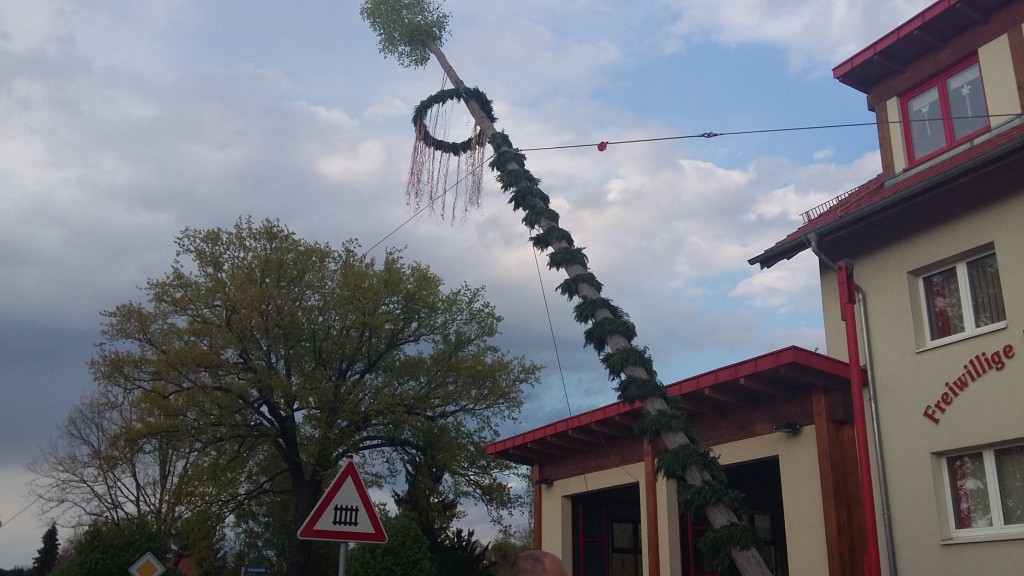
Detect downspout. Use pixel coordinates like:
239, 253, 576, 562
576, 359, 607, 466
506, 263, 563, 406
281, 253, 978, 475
806, 234, 896, 576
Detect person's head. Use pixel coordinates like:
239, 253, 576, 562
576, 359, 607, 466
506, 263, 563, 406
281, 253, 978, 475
509, 550, 568, 576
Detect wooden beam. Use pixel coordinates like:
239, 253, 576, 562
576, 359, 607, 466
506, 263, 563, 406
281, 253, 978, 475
702, 386, 759, 409
532, 464, 543, 549
567, 427, 602, 444
736, 375, 793, 398
643, 438, 661, 576
590, 420, 634, 439
778, 365, 848, 390
525, 441, 570, 456
812, 389, 865, 576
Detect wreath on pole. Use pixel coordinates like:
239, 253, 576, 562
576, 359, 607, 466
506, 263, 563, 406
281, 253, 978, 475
407, 87, 496, 221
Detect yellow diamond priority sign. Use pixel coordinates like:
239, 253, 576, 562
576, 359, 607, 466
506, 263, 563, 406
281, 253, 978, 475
129, 552, 166, 576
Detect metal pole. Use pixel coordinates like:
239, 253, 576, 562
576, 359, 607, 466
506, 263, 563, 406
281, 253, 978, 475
837, 261, 882, 576
338, 541, 349, 576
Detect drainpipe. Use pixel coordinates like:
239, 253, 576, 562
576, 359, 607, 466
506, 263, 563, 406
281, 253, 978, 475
806, 235, 895, 576
854, 281, 898, 576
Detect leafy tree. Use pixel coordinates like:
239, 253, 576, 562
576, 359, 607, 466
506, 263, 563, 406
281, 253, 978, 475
30, 390, 212, 535
48, 516, 179, 576
88, 217, 539, 576
30, 524, 59, 576
360, 2, 771, 574
347, 512, 435, 576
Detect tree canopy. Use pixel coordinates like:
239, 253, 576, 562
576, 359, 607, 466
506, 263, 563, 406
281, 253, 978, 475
359, 0, 450, 68
41, 217, 538, 575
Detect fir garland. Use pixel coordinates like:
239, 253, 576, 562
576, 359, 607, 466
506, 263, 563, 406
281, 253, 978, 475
483, 130, 762, 573
412, 87, 497, 156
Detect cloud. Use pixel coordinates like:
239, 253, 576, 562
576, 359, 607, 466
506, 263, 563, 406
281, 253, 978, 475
660, 0, 936, 71
0, 0, 923, 566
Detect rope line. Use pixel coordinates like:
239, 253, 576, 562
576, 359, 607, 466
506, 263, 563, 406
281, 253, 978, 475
520, 113, 1022, 152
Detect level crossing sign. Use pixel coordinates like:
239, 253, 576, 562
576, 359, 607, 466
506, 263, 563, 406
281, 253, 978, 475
297, 460, 388, 543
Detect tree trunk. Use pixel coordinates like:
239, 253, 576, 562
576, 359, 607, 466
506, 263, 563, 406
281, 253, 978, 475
289, 475, 321, 576
423, 39, 773, 576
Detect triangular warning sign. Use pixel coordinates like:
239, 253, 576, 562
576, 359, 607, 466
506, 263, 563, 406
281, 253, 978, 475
297, 461, 388, 543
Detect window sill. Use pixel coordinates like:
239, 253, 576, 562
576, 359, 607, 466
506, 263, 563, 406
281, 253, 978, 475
915, 322, 1007, 353
940, 529, 1024, 545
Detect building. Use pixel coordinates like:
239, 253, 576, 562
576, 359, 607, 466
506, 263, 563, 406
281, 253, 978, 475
751, 0, 1024, 574
488, 1, 1024, 574
487, 347, 865, 576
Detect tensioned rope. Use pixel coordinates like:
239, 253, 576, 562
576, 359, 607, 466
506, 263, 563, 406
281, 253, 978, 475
519, 113, 1022, 152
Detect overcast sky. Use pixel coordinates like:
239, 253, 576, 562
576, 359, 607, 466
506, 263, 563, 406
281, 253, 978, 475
0, 0, 937, 567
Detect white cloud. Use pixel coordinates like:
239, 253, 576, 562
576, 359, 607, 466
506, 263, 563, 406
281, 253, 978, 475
660, 0, 934, 70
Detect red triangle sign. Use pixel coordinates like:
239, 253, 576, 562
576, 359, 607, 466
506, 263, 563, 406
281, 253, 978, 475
297, 461, 388, 543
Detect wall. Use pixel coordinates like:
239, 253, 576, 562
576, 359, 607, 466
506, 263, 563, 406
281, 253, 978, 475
715, 428, 830, 576
818, 182, 1024, 573
880, 30, 1021, 175
541, 430, 832, 576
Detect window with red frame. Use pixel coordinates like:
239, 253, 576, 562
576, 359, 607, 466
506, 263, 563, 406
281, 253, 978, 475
902, 58, 989, 164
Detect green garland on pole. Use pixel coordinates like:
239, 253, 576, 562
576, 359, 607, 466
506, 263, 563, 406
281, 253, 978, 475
412, 87, 496, 156
485, 130, 764, 573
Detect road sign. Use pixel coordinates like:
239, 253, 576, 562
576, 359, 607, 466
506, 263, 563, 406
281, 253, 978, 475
129, 552, 165, 576
297, 460, 388, 543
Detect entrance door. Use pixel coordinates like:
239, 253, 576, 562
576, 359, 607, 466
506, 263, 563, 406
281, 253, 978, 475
679, 458, 788, 575
572, 484, 642, 576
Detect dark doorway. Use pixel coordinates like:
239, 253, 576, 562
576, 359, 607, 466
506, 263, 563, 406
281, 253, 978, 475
680, 458, 788, 576
572, 484, 642, 576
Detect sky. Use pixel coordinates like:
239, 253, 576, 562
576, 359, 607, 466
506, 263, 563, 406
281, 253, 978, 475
0, 0, 939, 567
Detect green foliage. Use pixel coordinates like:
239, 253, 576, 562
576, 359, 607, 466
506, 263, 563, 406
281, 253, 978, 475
347, 513, 437, 576
529, 226, 574, 251
480, 98, 765, 575
583, 317, 637, 353
412, 88, 497, 155
88, 217, 540, 573
360, 0, 450, 68
31, 524, 59, 576
600, 346, 656, 379
433, 528, 493, 576
49, 517, 179, 576
697, 523, 762, 576
618, 376, 668, 405
546, 246, 589, 271
555, 272, 602, 300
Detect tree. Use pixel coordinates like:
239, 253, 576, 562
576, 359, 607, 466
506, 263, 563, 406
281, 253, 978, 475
30, 524, 59, 576
88, 217, 540, 576
347, 512, 436, 576
30, 390, 211, 535
360, 3, 771, 574
48, 516, 180, 576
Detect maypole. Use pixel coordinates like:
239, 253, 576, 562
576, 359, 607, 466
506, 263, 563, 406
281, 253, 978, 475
361, 2, 772, 574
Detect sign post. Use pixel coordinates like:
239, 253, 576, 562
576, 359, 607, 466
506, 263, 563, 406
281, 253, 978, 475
297, 460, 388, 576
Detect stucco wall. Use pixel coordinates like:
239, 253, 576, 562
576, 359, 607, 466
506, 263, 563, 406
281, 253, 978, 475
818, 189, 1024, 573
541, 430, 831, 576
715, 427, 830, 576
880, 31, 1019, 176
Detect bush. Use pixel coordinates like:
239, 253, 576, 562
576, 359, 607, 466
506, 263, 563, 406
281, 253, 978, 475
347, 513, 435, 576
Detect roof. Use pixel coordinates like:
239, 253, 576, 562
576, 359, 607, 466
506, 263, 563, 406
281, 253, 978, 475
833, 0, 1016, 93
486, 346, 852, 466
749, 118, 1024, 269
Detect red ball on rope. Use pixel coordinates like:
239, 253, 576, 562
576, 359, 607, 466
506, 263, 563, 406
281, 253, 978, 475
597, 141, 609, 152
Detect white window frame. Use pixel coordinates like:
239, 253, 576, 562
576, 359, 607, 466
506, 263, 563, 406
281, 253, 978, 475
915, 250, 1006, 349
941, 443, 1024, 542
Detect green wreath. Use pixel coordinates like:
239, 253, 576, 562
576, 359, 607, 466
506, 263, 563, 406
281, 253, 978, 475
412, 87, 496, 156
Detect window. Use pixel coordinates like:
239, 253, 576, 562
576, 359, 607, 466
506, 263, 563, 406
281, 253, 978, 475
902, 58, 989, 164
919, 251, 1005, 344
944, 444, 1024, 537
